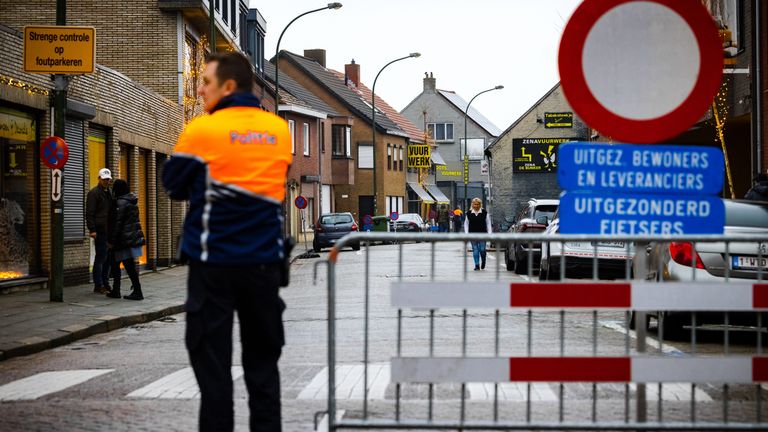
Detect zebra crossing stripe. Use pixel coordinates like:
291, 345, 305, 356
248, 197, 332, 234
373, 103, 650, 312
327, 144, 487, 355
298, 364, 390, 400
0, 369, 113, 401
126, 366, 243, 399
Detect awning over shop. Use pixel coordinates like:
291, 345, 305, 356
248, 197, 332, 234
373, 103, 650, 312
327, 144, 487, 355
407, 182, 435, 204
424, 183, 450, 204
430, 149, 447, 165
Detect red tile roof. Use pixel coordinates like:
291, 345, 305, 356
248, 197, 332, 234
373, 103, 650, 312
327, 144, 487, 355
329, 70, 425, 143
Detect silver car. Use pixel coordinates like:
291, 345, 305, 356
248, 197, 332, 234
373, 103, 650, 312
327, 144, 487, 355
633, 199, 768, 337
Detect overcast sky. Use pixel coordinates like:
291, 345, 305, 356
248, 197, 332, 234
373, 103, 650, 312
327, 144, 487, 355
250, 0, 583, 132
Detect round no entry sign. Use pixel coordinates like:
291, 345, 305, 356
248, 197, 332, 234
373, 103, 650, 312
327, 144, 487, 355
294, 195, 308, 209
559, 0, 722, 143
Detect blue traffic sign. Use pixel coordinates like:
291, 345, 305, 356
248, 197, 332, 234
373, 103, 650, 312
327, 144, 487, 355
558, 192, 725, 235
294, 195, 307, 209
390, 211, 399, 221
558, 142, 724, 196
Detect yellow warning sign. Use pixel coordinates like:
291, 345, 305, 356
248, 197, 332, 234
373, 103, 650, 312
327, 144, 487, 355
24, 26, 96, 74
407, 144, 431, 168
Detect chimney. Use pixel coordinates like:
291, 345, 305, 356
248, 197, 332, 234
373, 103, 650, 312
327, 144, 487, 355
424, 71, 436, 93
304, 49, 326, 67
345, 59, 360, 87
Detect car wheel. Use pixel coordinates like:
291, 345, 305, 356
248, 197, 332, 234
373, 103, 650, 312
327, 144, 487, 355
659, 312, 687, 340
513, 250, 527, 275
546, 258, 561, 281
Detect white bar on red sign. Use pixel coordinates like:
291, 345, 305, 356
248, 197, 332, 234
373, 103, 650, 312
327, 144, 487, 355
632, 357, 752, 383
391, 357, 768, 384
390, 282, 509, 309
391, 281, 768, 311
631, 282, 756, 311
390, 357, 509, 383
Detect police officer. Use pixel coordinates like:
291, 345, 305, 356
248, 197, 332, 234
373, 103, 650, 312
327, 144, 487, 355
162, 51, 292, 432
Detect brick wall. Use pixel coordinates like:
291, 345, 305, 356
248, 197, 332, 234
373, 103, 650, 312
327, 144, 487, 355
0, 0, 180, 103
1, 25, 184, 287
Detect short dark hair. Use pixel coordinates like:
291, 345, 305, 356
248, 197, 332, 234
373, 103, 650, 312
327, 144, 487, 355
206, 51, 254, 93
113, 179, 129, 198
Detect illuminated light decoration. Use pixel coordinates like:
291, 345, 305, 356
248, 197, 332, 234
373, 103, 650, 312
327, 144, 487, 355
183, 35, 208, 123
710, 76, 735, 198
0, 74, 50, 96
0, 271, 24, 280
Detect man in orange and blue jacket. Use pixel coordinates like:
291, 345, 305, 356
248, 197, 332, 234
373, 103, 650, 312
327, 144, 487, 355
162, 51, 292, 432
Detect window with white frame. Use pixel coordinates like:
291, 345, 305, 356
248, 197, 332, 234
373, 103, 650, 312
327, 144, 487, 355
358, 144, 373, 168
387, 145, 392, 170
332, 125, 351, 157
386, 196, 403, 216
398, 146, 404, 171
427, 123, 454, 141
303, 123, 310, 156
288, 120, 296, 154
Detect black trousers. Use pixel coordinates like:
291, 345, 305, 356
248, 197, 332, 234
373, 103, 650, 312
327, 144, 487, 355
111, 257, 140, 293
186, 261, 285, 432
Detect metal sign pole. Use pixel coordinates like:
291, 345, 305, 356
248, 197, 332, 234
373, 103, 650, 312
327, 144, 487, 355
50, 0, 67, 302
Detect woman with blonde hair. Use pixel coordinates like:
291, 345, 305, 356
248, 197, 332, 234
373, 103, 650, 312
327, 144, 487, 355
463, 198, 492, 270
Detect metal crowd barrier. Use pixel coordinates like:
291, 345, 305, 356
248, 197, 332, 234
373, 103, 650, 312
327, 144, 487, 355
315, 232, 768, 431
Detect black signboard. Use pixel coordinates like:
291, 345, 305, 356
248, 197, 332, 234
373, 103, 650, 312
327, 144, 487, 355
544, 112, 573, 128
512, 138, 578, 173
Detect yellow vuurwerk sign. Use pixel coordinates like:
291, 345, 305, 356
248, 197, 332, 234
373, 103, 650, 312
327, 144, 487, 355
407, 144, 431, 168
24, 26, 95, 74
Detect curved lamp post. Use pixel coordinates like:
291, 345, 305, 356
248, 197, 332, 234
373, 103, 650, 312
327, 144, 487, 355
463, 85, 503, 213
273, 3, 342, 113
371, 52, 420, 216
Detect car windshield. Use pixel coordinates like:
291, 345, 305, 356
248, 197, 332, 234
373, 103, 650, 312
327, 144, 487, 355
533, 205, 558, 221
320, 214, 353, 225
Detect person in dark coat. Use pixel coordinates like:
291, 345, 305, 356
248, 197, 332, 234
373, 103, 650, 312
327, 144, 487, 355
744, 173, 768, 202
86, 168, 113, 294
107, 179, 145, 300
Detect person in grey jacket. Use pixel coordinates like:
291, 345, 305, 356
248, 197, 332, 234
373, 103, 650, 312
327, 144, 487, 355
86, 168, 113, 294
107, 179, 145, 300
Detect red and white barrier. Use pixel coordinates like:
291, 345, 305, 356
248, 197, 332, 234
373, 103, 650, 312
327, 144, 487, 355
390, 356, 768, 384
390, 282, 768, 311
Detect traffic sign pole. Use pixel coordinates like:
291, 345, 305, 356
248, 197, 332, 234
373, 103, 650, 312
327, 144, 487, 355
50, 0, 68, 302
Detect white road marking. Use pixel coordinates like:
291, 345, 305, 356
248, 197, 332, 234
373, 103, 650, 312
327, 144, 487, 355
629, 382, 713, 402
298, 364, 390, 400
126, 366, 243, 399
467, 382, 557, 401
0, 369, 113, 401
600, 320, 684, 355
315, 410, 345, 432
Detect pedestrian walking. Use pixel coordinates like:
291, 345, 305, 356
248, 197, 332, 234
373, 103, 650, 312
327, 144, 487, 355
452, 207, 463, 233
86, 168, 113, 294
464, 198, 493, 270
106, 179, 144, 300
437, 205, 450, 232
162, 51, 292, 432
744, 173, 768, 201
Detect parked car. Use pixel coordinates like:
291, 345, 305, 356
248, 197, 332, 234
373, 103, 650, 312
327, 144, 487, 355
539, 209, 634, 280
312, 212, 360, 252
632, 199, 768, 337
505, 199, 559, 274
389, 213, 429, 232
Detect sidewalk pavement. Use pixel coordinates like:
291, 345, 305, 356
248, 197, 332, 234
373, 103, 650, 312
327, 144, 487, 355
0, 248, 308, 362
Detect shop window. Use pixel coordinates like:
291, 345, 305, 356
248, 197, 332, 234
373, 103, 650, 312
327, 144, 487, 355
0, 107, 39, 280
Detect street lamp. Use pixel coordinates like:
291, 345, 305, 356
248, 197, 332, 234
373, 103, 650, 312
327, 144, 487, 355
273, 3, 342, 113
463, 85, 503, 213
371, 52, 420, 216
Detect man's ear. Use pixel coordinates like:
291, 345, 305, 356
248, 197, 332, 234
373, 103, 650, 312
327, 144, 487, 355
222, 79, 238, 95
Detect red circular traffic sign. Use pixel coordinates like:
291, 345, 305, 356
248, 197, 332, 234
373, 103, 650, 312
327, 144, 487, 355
294, 195, 308, 209
559, 0, 722, 143
40, 136, 69, 170
390, 211, 399, 221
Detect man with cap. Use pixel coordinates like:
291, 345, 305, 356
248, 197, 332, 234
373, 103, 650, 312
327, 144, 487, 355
86, 168, 114, 294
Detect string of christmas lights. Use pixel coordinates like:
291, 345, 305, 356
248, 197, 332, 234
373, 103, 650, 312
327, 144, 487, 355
0, 74, 50, 96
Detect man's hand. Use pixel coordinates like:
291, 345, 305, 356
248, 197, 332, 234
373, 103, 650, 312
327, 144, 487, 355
89, 232, 97, 239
